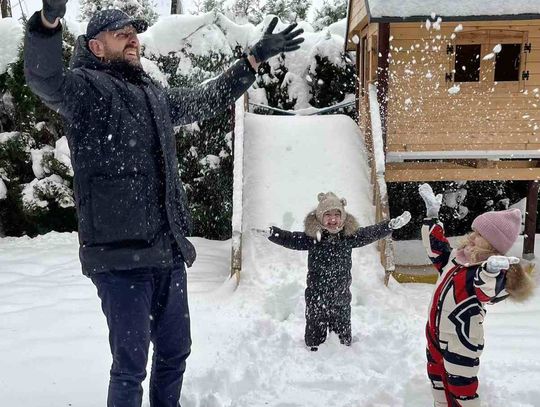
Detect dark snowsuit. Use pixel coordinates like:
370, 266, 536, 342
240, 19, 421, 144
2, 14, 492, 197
269, 212, 392, 347
24, 11, 255, 407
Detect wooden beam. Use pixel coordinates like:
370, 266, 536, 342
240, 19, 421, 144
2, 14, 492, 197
387, 150, 540, 162
523, 180, 539, 259
355, 41, 361, 117
377, 22, 390, 149
386, 162, 540, 181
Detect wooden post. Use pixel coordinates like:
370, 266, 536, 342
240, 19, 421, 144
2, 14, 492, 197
355, 41, 361, 124
170, 0, 183, 14
376, 23, 394, 284
230, 97, 246, 280
1, 0, 12, 18
377, 22, 390, 149
523, 180, 539, 260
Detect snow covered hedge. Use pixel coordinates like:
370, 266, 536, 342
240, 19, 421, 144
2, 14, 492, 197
0, 11, 355, 238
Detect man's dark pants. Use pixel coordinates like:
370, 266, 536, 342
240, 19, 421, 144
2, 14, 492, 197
91, 260, 191, 407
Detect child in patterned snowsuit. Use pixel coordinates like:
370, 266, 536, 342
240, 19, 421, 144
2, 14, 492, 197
419, 183, 535, 407
268, 192, 411, 350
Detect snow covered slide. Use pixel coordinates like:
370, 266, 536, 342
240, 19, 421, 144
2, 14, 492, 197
240, 112, 383, 283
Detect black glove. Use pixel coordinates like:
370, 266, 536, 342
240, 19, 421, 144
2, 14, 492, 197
249, 17, 304, 63
43, 0, 68, 24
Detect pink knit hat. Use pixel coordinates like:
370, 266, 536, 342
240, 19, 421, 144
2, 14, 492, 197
471, 208, 522, 254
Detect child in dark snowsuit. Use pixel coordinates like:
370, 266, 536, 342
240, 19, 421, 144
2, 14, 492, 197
268, 192, 411, 350
419, 183, 535, 407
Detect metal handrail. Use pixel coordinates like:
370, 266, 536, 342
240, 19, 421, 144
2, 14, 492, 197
248, 100, 356, 116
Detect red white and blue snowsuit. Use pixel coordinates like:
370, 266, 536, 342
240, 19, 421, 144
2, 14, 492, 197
422, 218, 509, 407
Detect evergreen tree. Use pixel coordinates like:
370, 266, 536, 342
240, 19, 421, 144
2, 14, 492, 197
254, 58, 297, 111
227, 0, 264, 24
263, 0, 288, 21
312, 0, 347, 31
192, 0, 225, 14
145, 38, 236, 239
308, 53, 355, 108
287, 0, 311, 22
79, 0, 159, 25
0, 24, 77, 236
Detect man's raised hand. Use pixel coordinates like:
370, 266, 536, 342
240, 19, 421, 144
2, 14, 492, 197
249, 17, 305, 63
42, 0, 68, 25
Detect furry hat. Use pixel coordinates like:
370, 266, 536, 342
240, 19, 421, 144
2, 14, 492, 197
472, 209, 522, 254
315, 192, 347, 223
304, 210, 360, 239
505, 262, 536, 302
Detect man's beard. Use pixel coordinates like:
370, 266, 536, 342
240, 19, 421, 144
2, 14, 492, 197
102, 46, 146, 84
105, 56, 146, 84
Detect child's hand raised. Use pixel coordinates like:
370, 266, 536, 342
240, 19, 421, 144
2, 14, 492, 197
418, 183, 443, 218
389, 211, 411, 230
485, 255, 520, 274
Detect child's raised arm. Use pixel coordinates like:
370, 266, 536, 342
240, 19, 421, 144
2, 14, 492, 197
349, 221, 392, 248
419, 183, 452, 273
268, 227, 315, 251
349, 211, 410, 248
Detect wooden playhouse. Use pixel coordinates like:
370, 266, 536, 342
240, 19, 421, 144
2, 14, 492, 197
345, 0, 540, 282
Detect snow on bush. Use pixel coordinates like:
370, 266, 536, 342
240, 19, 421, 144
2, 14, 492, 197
22, 175, 75, 213
31, 146, 55, 179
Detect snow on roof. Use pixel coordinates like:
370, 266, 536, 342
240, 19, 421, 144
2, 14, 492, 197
368, 0, 540, 19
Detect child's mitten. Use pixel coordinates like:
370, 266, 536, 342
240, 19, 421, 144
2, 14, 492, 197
251, 227, 271, 237
418, 183, 443, 217
485, 255, 520, 274
389, 211, 411, 230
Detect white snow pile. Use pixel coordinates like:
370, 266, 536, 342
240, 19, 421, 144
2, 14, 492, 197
369, 0, 540, 18
0, 131, 21, 144
2, 113, 540, 406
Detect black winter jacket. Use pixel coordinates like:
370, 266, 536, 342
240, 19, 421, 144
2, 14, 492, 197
24, 12, 256, 275
269, 212, 392, 306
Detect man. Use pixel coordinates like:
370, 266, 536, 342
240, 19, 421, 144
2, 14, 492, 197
24, 1, 303, 406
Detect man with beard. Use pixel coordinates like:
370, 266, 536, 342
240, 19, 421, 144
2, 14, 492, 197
24, 1, 303, 406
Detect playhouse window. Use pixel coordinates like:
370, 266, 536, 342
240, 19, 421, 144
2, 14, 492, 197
494, 44, 521, 81
454, 44, 481, 82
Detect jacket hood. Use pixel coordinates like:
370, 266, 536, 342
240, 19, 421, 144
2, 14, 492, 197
70, 35, 110, 71
505, 263, 536, 302
304, 210, 359, 239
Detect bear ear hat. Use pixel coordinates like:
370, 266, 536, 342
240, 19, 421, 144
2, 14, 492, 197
318, 192, 327, 202
340, 198, 347, 206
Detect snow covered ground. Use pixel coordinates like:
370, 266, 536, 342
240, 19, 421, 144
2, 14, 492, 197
2, 113, 540, 406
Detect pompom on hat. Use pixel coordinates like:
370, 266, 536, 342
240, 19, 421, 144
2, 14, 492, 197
471, 208, 522, 254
